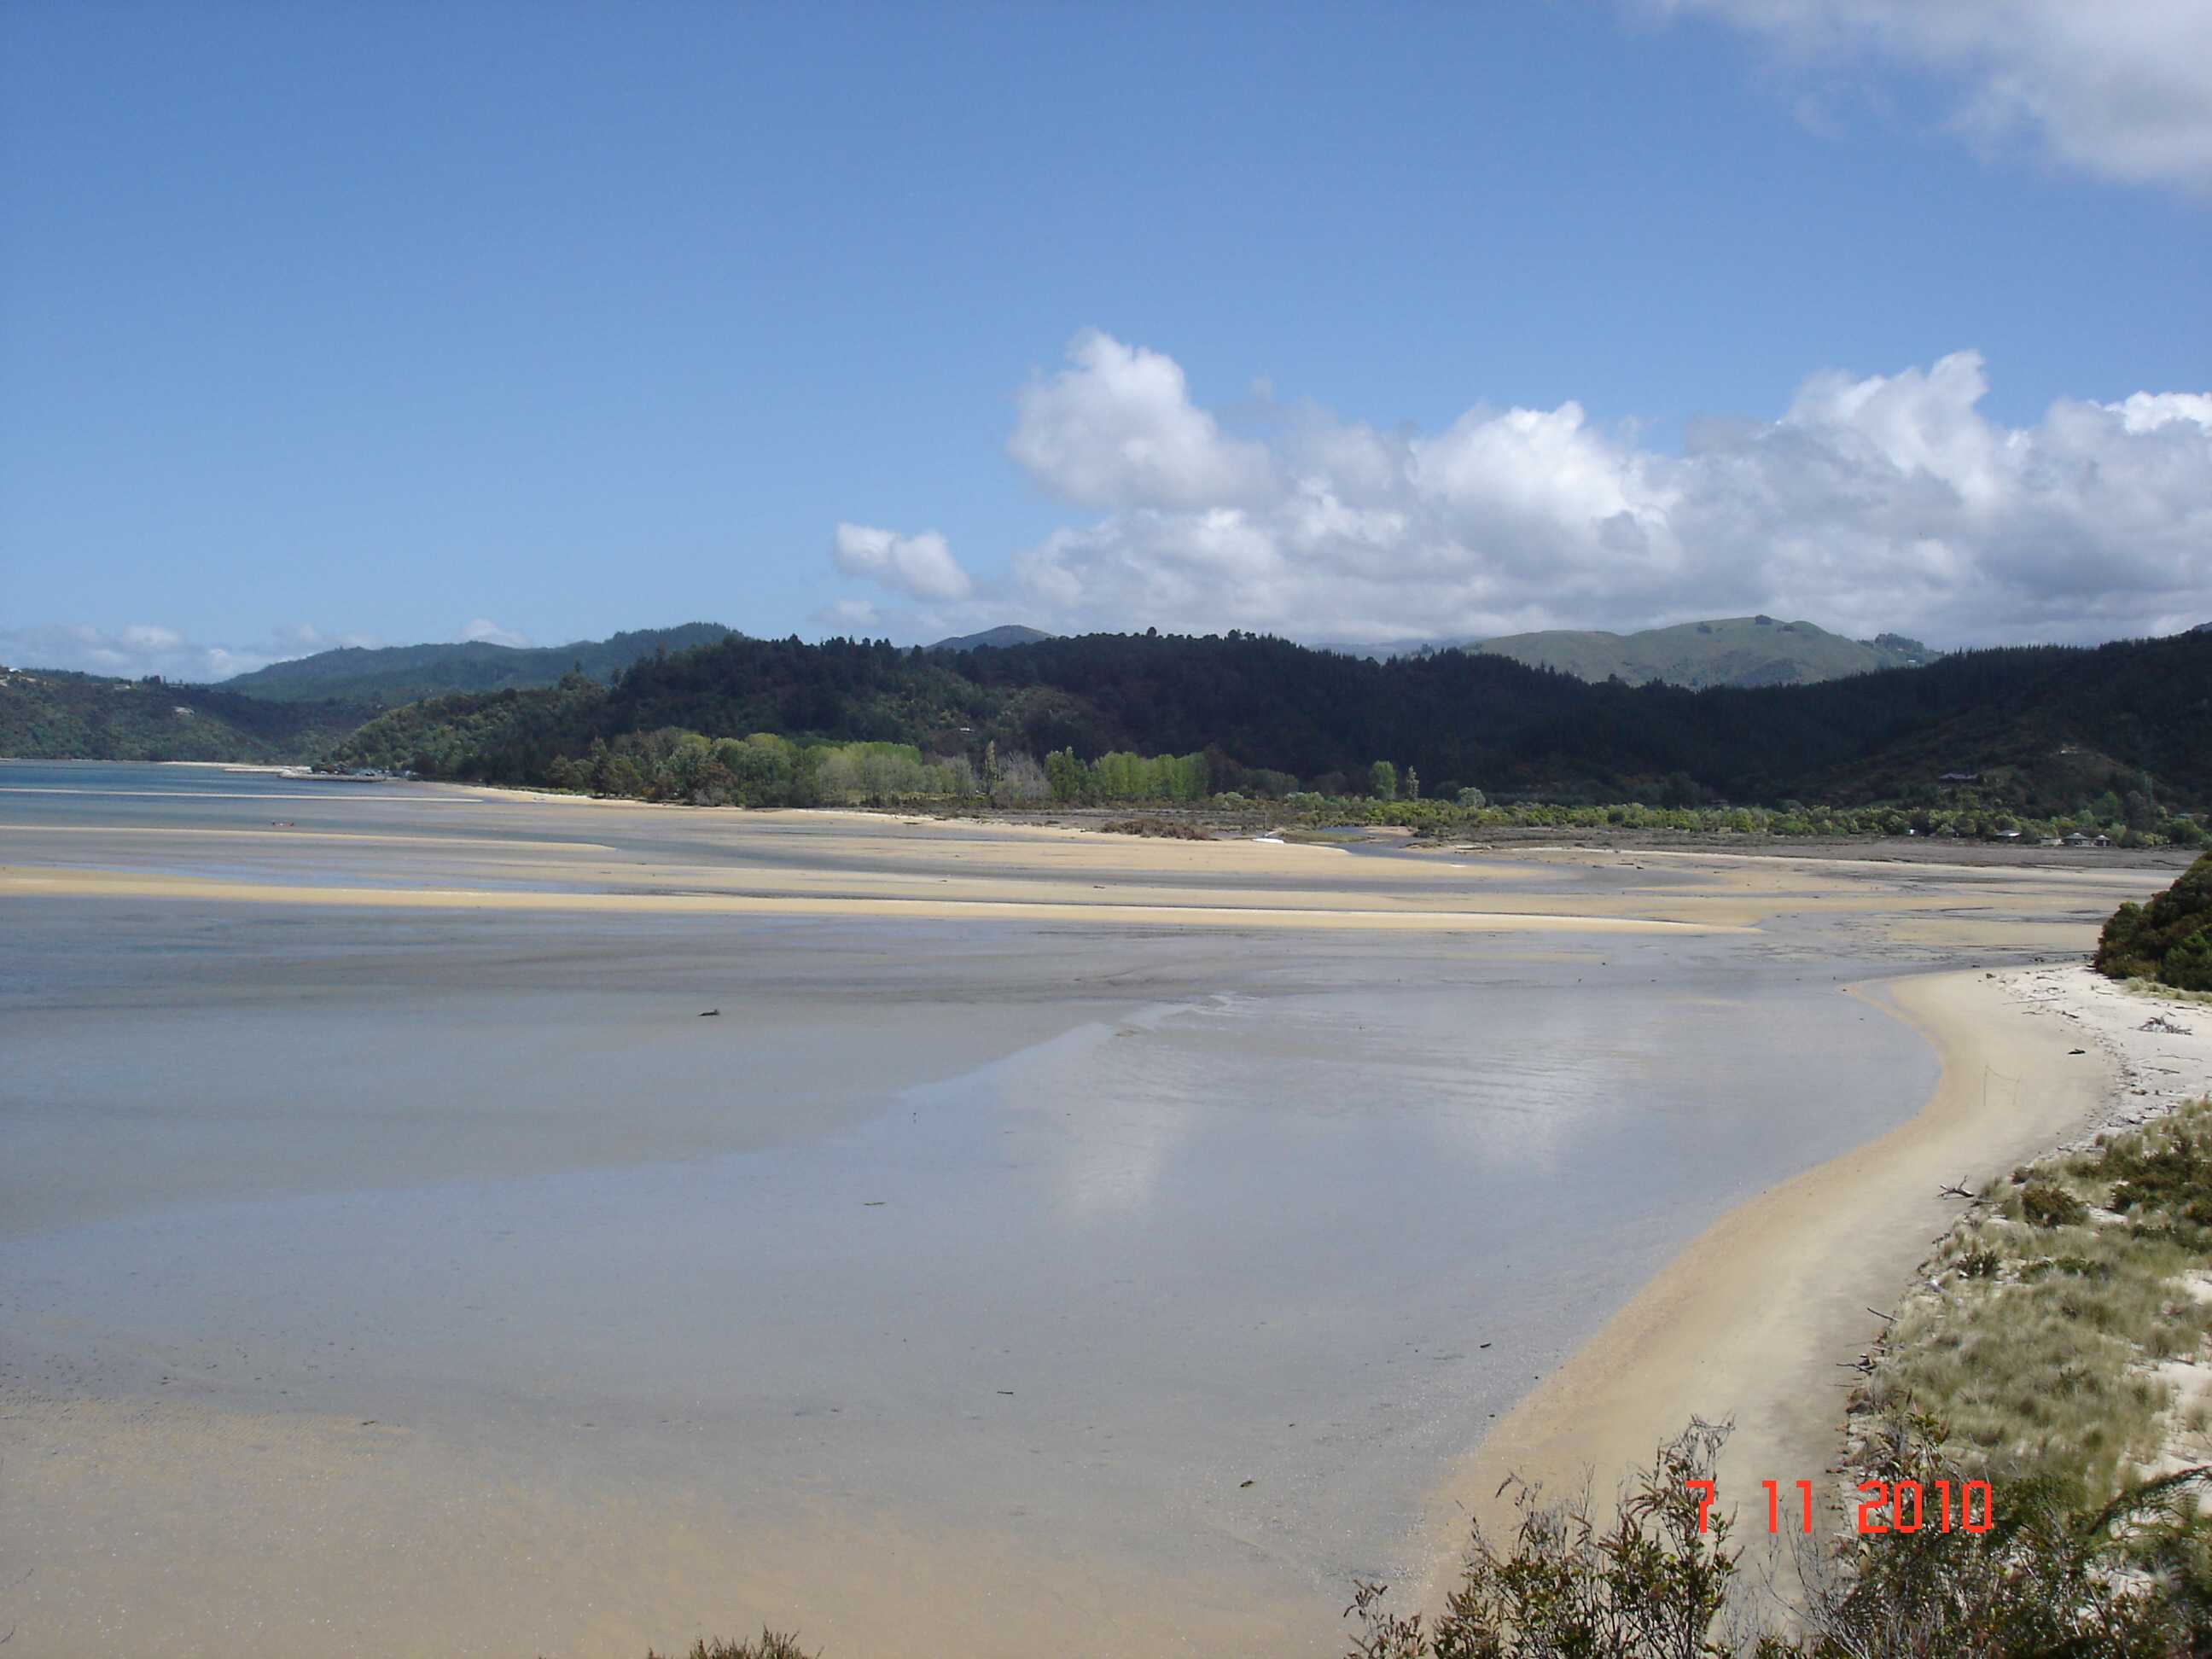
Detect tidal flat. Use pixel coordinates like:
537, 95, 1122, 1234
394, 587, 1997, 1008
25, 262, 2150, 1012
0, 762, 2187, 1656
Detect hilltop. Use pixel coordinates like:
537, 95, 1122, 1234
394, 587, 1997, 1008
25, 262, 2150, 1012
216, 622, 736, 706
1313, 615, 1937, 687
928, 625, 1054, 652
1476, 615, 1938, 687
0, 667, 368, 763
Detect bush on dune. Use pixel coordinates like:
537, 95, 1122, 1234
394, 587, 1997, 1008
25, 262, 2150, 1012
2097, 853, 2212, 988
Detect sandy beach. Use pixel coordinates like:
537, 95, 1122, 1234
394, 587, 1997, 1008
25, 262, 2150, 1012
1423, 960, 2211, 1616
3, 761, 2197, 1656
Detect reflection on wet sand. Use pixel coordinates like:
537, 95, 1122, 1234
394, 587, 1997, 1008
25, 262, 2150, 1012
0, 763, 2187, 1656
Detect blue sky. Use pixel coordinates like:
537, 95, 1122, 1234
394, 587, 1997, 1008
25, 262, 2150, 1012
4, 1, 2208, 679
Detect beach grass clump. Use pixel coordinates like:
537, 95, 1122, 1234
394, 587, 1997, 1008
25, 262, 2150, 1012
1854, 1099, 2212, 1503
643, 1633, 814, 1659
1096, 815, 1213, 839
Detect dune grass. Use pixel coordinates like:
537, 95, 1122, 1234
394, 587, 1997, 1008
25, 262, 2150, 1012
643, 1634, 813, 1659
1854, 1097, 2212, 1502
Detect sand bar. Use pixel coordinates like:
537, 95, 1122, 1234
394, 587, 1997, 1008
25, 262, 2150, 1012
0, 865, 1743, 933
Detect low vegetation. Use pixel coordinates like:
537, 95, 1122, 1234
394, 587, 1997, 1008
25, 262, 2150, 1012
2098, 853, 2212, 990
643, 1634, 812, 1659
1852, 1100, 2212, 1503
1343, 1414, 2212, 1656
1097, 816, 1214, 839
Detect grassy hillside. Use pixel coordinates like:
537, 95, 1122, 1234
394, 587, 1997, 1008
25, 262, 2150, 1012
216, 623, 736, 705
1477, 614, 1937, 687
0, 667, 369, 763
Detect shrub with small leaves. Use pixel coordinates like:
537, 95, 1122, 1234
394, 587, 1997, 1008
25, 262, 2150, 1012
2019, 1180, 2088, 1228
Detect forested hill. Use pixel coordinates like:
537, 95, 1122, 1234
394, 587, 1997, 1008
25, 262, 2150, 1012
335, 626, 2212, 813
0, 668, 369, 763
216, 622, 736, 705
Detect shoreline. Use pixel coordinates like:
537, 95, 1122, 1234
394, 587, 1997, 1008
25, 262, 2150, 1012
1417, 963, 2131, 1612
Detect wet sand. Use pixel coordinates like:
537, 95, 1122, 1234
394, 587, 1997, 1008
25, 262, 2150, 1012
0, 763, 2187, 1655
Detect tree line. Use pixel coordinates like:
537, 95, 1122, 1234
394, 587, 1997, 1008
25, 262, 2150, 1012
331, 626, 2212, 821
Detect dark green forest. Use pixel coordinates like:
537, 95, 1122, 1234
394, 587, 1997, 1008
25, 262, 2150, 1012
331, 626, 2212, 827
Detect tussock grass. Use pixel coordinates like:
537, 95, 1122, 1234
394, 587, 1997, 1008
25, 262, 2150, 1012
1095, 815, 1214, 839
2128, 977, 2212, 1010
1855, 1098, 2212, 1502
644, 1634, 814, 1659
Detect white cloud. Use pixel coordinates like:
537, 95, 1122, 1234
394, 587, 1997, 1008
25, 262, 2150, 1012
458, 617, 532, 648
2, 623, 294, 682
1649, 0, 2212, 190
831, 522, 974, 602
1008, 329, 1275, 509
985, 330, 2211, 648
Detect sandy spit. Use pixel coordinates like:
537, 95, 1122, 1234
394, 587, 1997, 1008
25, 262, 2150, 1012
0, 865, 1742, 934
1418, 966, 2116, 1607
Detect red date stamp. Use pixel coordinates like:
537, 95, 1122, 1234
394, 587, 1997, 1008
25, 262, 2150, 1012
1687, 1479, 1994, 1534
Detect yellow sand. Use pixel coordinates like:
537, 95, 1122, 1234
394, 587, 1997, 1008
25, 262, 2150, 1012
0, 864, 1735, 934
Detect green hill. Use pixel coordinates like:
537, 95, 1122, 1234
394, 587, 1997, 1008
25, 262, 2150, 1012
1476, 615, 1937, 687
0, 667, 369, 763
216, 623, 736, 706
928, 626, 1054, 651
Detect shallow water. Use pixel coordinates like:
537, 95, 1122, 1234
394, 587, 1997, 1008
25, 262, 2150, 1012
2, 762, 1947, 1650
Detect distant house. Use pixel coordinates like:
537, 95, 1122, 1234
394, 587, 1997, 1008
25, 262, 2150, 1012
2064, 832, 2092, 847
2093, 833, 2113, 847
2040, 836, 2064, 847
1995, 829, 2021, 840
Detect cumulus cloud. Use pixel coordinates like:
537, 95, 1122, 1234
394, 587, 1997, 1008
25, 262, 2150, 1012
459, 617, 532, 648
1009, 329, 1275, 509
985, 330, 2210, 647
831, 522, 974, 602
1649, 0, 2212, 191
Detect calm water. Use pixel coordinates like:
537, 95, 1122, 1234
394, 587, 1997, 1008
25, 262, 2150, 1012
2, 761, 1941, 1643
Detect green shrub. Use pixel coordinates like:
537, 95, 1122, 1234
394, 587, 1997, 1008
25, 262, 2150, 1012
2020, 1180, 2089, 1227
2168, 928, 2212, 991
2096, 853, 2212, 988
